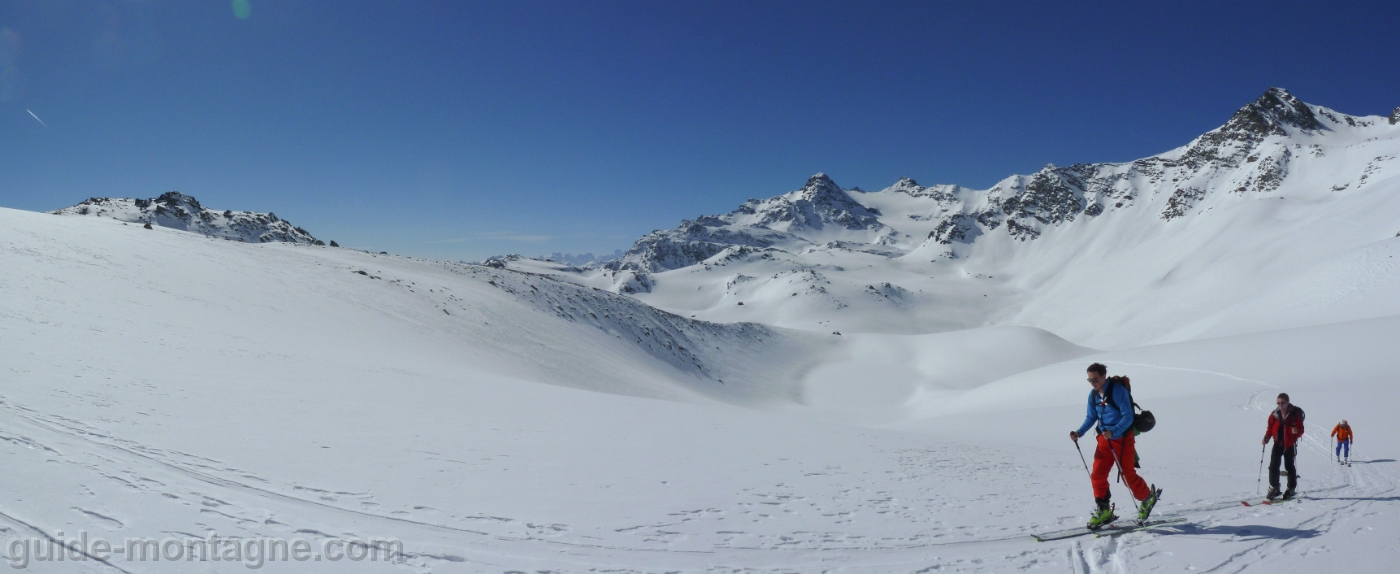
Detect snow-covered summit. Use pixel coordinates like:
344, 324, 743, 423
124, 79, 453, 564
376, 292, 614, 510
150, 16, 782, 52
50, 191, 321, 245
602, 173, 893, 275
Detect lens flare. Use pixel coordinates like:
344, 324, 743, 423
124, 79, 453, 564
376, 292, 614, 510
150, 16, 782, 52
232, 0, 252, 20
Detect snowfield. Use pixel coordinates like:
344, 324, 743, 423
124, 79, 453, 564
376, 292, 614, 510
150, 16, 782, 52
4, 89, 1400, 572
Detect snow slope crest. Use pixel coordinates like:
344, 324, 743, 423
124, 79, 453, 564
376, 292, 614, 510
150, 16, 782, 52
50, 192, 321, 244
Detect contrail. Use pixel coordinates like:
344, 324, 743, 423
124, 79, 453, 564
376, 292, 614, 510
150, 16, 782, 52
26, 109, 48, 128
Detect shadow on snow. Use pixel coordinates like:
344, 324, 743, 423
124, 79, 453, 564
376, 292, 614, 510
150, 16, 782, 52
1160, 523, 1322, 540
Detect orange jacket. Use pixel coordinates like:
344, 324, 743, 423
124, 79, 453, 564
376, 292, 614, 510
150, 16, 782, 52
1331, 424, 1353, 442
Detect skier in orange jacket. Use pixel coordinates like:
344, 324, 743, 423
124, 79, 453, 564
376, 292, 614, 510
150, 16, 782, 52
1331, 421, 1353, 464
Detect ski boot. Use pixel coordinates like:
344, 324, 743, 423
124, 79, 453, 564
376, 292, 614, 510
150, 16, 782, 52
1136, 485, 1163, 525
1265, 486, 1282, 501
1087, 498, 1117, 530
1282, 488, 1296, 500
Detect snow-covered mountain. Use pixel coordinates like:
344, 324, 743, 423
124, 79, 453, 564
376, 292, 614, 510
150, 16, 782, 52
500, 88, 1400, 348
50, 191, 322, 245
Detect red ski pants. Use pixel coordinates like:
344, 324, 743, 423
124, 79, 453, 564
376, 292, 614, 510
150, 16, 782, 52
1091, 432, 1151, 501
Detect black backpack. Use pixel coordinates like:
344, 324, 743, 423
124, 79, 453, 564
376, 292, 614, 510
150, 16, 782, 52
1104, 376, 1156, 434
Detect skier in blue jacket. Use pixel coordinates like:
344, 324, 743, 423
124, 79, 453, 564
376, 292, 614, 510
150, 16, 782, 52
1069, 363, 1163, 528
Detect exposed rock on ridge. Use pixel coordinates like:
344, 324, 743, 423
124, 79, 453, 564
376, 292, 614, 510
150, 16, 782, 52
51, 192, 321, 245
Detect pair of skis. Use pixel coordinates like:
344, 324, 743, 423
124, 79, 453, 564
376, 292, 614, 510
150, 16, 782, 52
1031, 517, 1186, 542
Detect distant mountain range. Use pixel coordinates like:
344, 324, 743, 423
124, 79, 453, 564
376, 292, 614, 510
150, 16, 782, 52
605, 88, 1399, 274
51, 192, 322, 245
497, 88, 1400, 348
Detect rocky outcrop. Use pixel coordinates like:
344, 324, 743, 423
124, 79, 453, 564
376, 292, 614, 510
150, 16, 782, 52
51, 192, 320, 244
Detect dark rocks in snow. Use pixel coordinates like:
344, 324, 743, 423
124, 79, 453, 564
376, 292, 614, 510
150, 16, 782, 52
52, 193, 320, 245
1391, 107, 1400, 125
931, 214, 976, 244
1161, 187, 1206, 220
1001, 165, 1089, 226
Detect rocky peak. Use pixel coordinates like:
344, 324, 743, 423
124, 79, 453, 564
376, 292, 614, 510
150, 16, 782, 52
1390, 106, 1400, 125
1173, 88, 1324, 172
1223, 87, 1325, 137
52, 193, 319, 245
797, 173, 846, 199
156, 191, 201, 210
890, 177, 922, 193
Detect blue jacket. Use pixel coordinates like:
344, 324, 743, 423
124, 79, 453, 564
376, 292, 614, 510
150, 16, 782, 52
1075, 382, 1134, 438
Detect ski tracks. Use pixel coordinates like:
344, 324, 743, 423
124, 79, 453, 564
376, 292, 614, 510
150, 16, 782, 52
0, 404, 1079, 573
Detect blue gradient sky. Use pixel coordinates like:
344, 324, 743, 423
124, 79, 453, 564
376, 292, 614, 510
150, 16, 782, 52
2, 1, 1397, 260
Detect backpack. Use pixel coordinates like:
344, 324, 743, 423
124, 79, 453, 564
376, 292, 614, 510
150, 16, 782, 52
1104, 376, 1156, 434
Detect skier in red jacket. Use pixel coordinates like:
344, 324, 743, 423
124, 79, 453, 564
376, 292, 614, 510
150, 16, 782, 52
1261, 392, 1305, 500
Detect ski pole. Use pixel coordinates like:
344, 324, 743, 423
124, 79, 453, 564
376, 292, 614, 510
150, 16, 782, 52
1074, 438, 1091, 478
1256, 443, 1266, 495
1106, 436, 1142, 513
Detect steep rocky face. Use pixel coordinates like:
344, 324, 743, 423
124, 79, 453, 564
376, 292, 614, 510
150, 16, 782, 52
1391, 106, 1400, 125
51, 192, 321, 244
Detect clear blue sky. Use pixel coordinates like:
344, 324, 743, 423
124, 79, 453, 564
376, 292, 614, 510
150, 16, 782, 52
3, 1, 1397, 261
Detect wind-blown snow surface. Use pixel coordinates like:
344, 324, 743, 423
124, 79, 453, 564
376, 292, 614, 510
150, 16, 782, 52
5, 201, 1400, 573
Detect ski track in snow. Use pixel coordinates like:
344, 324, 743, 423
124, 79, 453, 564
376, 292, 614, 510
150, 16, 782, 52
4, 352, 1398, 572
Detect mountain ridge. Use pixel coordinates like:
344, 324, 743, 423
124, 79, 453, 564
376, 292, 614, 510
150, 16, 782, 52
50, 191, 322, 245
600, 88, 1391, 277
499, 88, 1400, 348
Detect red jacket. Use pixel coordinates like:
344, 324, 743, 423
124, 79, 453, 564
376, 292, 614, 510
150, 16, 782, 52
1265, 405, 1305, 448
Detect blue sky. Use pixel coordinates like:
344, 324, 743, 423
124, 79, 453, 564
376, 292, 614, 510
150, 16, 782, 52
2, 1, 1397, 261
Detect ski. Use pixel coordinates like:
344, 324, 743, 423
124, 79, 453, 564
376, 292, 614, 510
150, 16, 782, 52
1032, 518, 1182, 542
1095, 517, 1187, 538
1240, 494, 1302, 507
1031, 524, 1113, 542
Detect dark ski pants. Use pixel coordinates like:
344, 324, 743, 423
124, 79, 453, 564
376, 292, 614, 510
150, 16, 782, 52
1269, 443, 1297, 490
1091, 432, 1151, 501
1336, 440, 1350, 459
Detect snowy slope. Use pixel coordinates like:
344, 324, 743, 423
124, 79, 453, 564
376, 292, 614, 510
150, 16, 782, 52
6, 196, 1400, 573
50, 192, 322, 244
504, 89, 1400, 349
